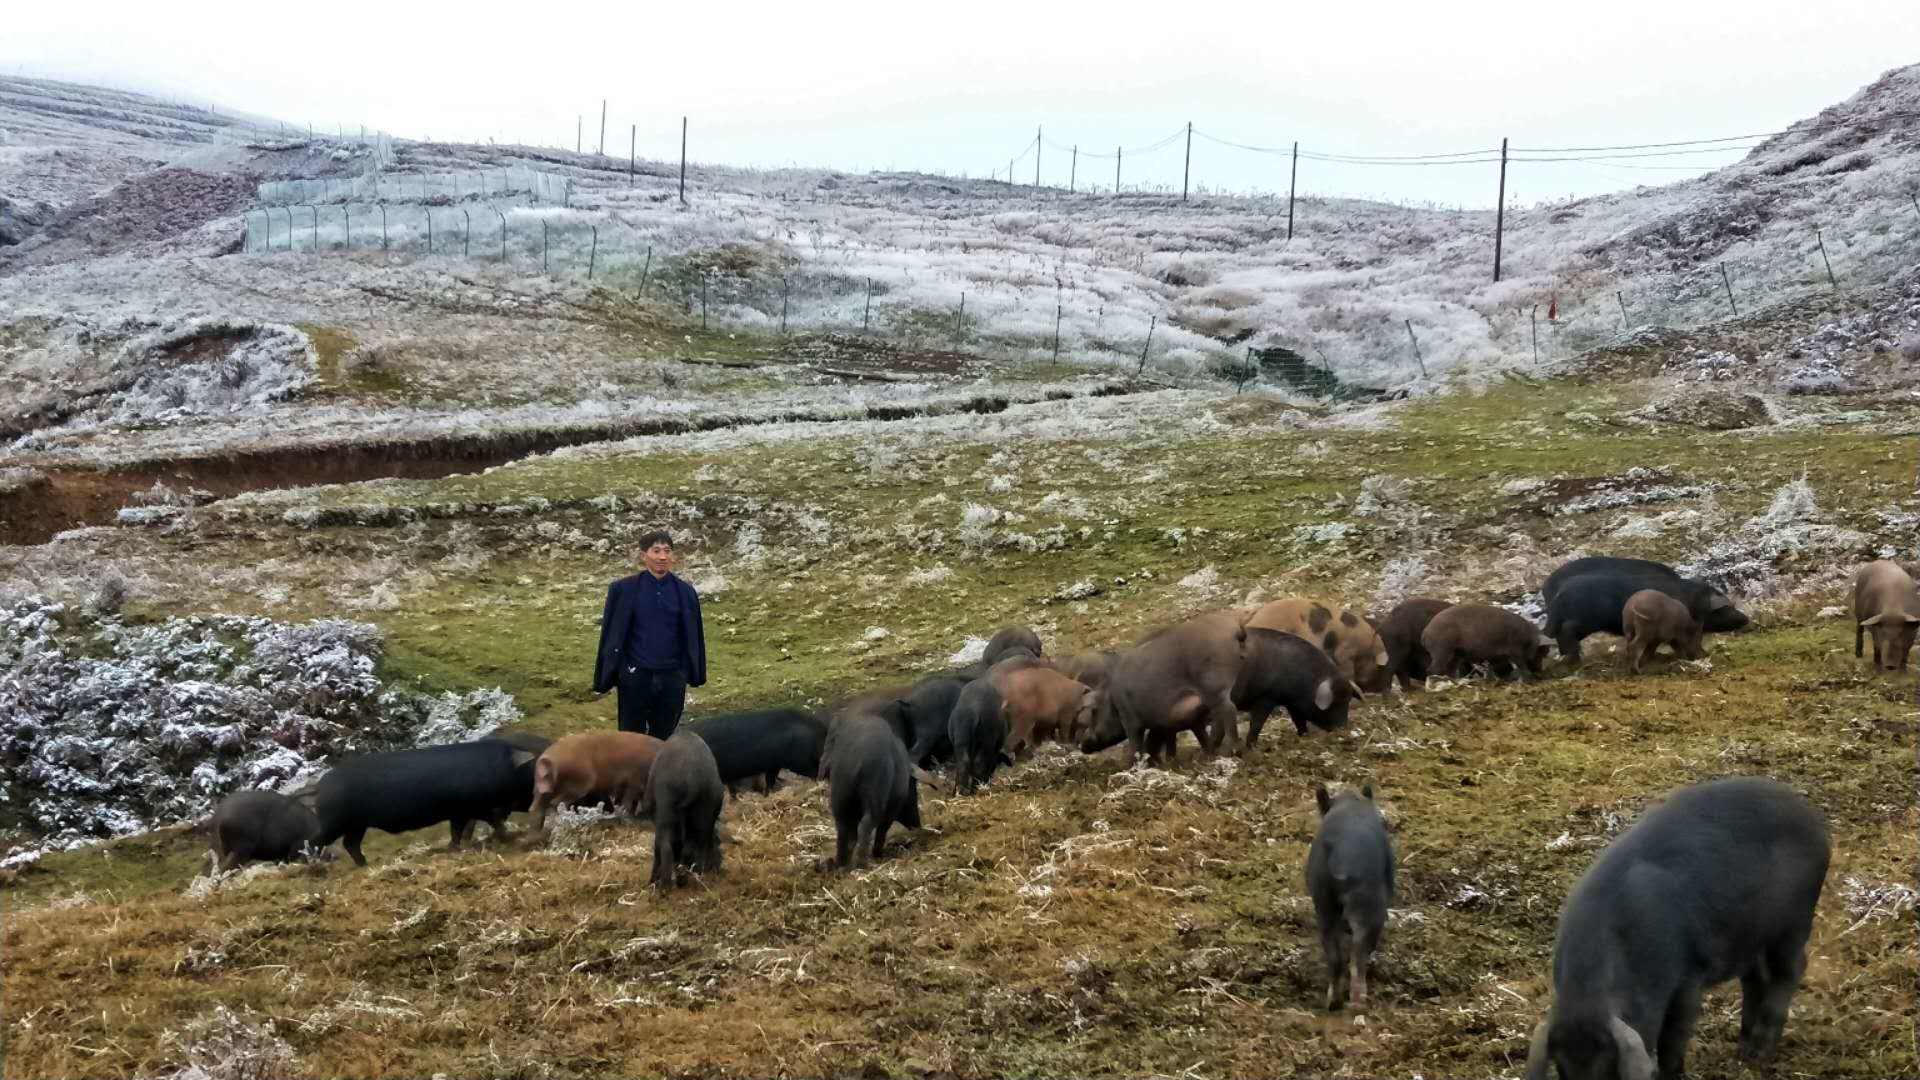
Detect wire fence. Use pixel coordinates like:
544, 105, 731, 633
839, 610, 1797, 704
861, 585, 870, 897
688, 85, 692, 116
256, 167, 568, 206
231, 103, 1920, 393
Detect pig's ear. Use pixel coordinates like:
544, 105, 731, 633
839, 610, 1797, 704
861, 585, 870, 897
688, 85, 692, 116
1314, 678, 1335, 711
999, 750, 1017, 768
910, 764, 945, 790
1347, 679, 1366, 699
1904, 614, 1920, 625
1610, 1017, 1657, 1080
1361, 783, 1375, 801
1314, 784, 1332, 816
1706, 594, 1732, 611
509, 748, 540, 768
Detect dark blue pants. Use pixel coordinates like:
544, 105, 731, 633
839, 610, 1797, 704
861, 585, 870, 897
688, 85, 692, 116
616, 667, 686, 740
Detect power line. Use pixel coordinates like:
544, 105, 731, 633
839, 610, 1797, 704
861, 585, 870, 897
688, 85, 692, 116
1510, 143, 1768, 163
1514, 132, 1779, 153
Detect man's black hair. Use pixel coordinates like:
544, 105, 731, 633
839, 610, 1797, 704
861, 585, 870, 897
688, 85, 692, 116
638, 529, 674, 551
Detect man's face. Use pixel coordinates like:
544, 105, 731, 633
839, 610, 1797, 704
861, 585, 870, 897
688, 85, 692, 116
643, 542, 675, 577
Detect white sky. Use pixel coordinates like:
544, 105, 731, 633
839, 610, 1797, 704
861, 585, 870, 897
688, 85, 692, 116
7, 1, 1916, 208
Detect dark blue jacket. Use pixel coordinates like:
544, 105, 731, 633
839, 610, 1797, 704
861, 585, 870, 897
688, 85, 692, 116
594, 572, 706, 692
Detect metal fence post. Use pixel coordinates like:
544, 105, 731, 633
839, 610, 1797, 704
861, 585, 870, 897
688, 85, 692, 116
701, 272, 709, 330
463, 209, 471, 257
542, 222, 549, 272
426, 209, 433, 253
863, 277, 873, 332
1138, 315, 1155, 375
1719, 262, 1739, 315
640, 245, 653, 294
494, 206, 506, 262
589, 226, 598, 279
343, 205, 350, 248
282, 207, 294, 252
1616, 290, 1629, 329
380, 204, 388, 251
1405, 320, 1427, 377
955, 292, 965, 345
780, 276, 789, 335
1814, 227, 1838, 290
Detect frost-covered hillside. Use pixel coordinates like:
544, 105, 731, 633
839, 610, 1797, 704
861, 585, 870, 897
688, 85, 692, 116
5, 66, 1918, 395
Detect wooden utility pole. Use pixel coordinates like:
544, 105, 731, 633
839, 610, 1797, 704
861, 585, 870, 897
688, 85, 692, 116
679, 116, 688, 204
1493, 137, 1509, 282
1719, 263, 1739, 315
1286, 141, 1299, 240
598, 100, 606, 155
629, 124, 636, 186
576, 116, 581, 153
1115, 146, 1121, 194
1181, 122, 1192, 201
1070, 146, 1077, 193
1814, 227, 1838, 290
1035, 126, 1041, 187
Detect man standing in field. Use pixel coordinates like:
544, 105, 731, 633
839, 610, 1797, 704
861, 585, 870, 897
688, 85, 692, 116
593, 529, 706, 738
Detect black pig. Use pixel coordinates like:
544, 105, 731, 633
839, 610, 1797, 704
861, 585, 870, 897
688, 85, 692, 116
947, 678, 1014, 794
1524, 777, 1829, 1080
640, 731, 725, 890
208, 790, 322, 872
684, 708, 827, 795
1232, 627, 1356, 745
1544, 557, 1748, 662
1306, 783, 1395, 1011
817, 712, 924, 869
310, 739, 541, 867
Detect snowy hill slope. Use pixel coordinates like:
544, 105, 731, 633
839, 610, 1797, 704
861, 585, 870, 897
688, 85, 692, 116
0, 65, 1916, 448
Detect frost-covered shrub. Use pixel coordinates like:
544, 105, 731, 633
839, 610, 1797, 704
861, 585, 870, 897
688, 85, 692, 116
103, 319, 316, 426
1679, 480, 1867, 597
0, 594, 518, 854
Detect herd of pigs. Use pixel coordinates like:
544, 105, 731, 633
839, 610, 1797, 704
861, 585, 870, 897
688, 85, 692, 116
201, 554, 1918, 1080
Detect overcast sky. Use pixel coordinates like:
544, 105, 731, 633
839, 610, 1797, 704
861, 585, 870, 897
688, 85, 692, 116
7, 1, 1916, 208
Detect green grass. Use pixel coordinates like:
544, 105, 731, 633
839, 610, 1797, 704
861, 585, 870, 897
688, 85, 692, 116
3, 371, 1915, 1078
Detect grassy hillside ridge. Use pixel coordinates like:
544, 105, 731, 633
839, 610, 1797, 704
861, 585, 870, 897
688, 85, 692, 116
3, 367, 1914, 1078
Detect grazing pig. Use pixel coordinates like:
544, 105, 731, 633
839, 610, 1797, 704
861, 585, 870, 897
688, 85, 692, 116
896, 674, 969, 766
817, 712, 924, 869
1244, 599, 1392, 693
1371, 599, 1453, 690
1080, 610, 1247, 761
1621, 589, 1706, 673
1422, 603, 1551, 681
1307, 784, 1394, 1011
1232, 628, 1356, 746
992, 663, 1097, 752
1524, 777, 1829, 1080
640, 731, 725, 889
1054, 650, 1120, 691
208, 790, 322, 873
1852, 560, 1920, 672
981, 625, 1045, 668
948, 678, 1015, 793
527, 732, 665, 836
684, 708, 828, 795
1544, 556, 1748, 661
310, 739, 542, 867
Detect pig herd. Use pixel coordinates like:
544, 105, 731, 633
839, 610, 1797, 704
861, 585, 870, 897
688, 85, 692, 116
204, 553, 1917, 1080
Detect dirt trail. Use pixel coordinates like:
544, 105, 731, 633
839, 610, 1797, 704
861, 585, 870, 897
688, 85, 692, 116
0, 381, 1138, 545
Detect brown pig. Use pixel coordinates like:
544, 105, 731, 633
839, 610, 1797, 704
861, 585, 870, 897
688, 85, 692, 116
1853, 560, 1920, 672
528, 732, 665, 836
1421, 603, 1551, 681
991, 663, 1098, 752
1244, 599, 1392, 693
1053, 650, 1120, 691
1621, 589, 1706, 673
